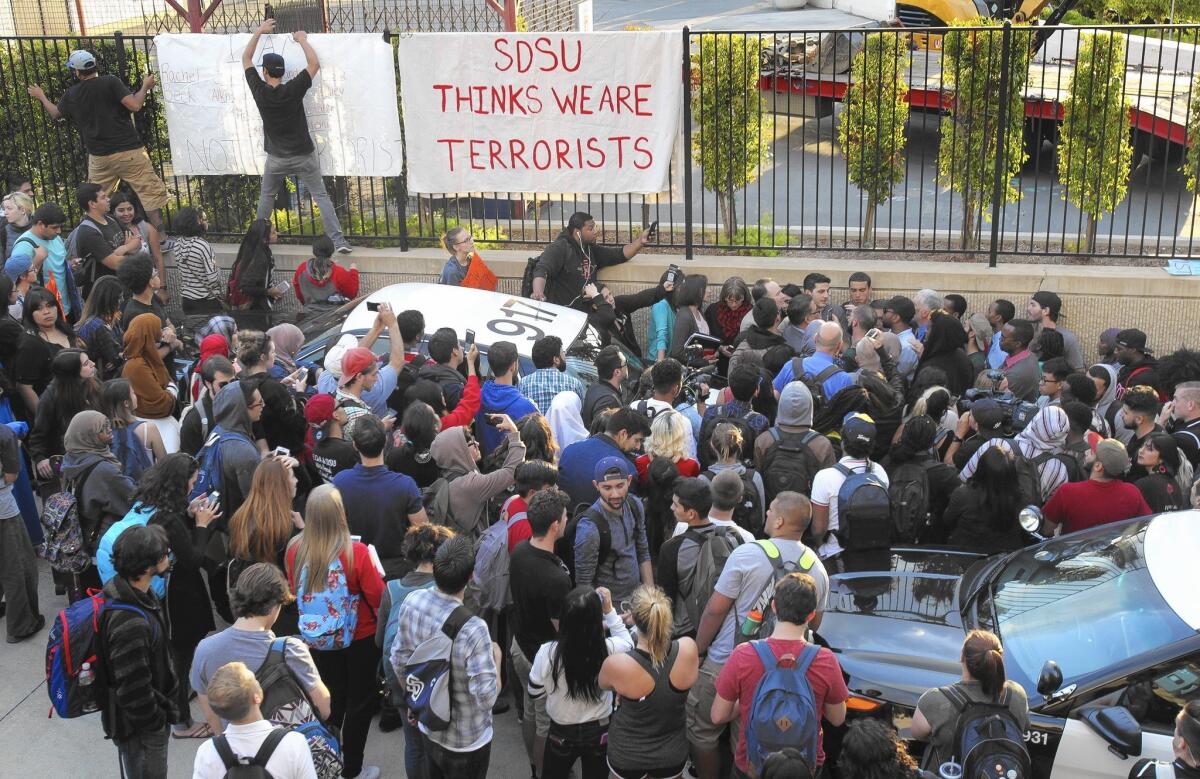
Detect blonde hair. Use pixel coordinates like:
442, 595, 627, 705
644, 410, 691, 463
206, 661, 262, 722
630, 585, 674, 668
289, 485, 354, 593
3, 191, 33, 218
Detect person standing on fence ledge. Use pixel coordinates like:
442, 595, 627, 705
530, 212, 653, 309
242, 19, 352, 255
27, 50, 171, 249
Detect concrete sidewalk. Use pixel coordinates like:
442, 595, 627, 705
0, 559, 530, 778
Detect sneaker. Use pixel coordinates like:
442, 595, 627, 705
492, 698, 511, 715
159, 237, 175, 253
377, 713, 403, 733
335, 241, 353, 254
349, 766, 381, 779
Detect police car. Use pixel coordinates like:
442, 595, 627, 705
816, 510, 1199, 778
295, 282, 645, 382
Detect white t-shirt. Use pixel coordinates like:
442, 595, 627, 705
672, 516, 755, 545
528, 609, 633, 724
193, 720, 317, 779
810, 457, 890, 560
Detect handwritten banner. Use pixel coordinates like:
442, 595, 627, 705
397, 32, 682, 194
154, 33, 403, 176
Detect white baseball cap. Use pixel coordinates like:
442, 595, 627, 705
323, 334, 359, 379
67, 50, 96, 71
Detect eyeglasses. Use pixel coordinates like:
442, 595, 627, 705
248, 399, 265, 409
1039, 377, 1060, 384
453, 236, 474, 246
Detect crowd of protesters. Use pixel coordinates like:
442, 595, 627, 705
5, 32, 1200, 779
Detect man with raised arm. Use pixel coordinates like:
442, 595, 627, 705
242, 19, 351, 253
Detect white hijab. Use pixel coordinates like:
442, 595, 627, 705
547, 391, 588, 450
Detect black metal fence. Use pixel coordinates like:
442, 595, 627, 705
2, 22, 1200, 264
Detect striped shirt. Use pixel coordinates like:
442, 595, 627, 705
173, 236, 222, 301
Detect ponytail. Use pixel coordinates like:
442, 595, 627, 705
962, 629, 1006, 698
710, 422, 744, 463
631, 585, 673, 668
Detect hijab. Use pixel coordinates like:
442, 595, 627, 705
1016, 405, 1070, 455
547, 391, 588, 449
199, 315, 237, 344
123, 313, 170, 387
199, 334, 230, 369
268, 323, 304, 373
64, 409, 119, 464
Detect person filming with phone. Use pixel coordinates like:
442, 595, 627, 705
530, 212, 655, 309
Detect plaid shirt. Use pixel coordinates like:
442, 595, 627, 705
519, 367, 586, 414
390, 588, 498, 751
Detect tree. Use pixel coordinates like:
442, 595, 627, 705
1184, 68, 1200, 195
691, 34, 771, 241
837, 32, 909, 247
1058, 31, 1132, 254
937, 20, 1031, 250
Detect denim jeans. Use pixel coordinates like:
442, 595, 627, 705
423, 736, 491, 779
256, 150, 345, 243
402, 712, 427, 779
115, 725, 169, 779
542, 719, 609, 779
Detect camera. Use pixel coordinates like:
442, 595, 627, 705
956, 389, 1038, 435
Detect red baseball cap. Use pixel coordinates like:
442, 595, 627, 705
304, 393, 337, 426
338, 347, 376, 387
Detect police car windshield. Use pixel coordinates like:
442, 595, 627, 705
990, 521, 1193, 689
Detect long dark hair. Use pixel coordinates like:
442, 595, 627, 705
99, 378, 137, 427
962, 629, 1006, 698
22, 286, 76, 343
968, 446, 1022, 533
550, 586, 608, 702
80, 276, 125, 325
888, 415, 937, 466
230, 218, 274, 295
132, 453, 198, 517
47, 349, 99, 425
400, 401, 439, 454
519, 413, 558, 463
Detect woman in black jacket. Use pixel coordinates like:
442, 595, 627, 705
29, 349, 100, 480
135, 453, 220, 738
235, 329, 307, 454
227, 219, 279, 331
913, 313, 974, 397
586, 271, 673, 357
1135, 432, 1189, 513
944, 446, 1026, 553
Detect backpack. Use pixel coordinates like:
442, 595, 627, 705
1034, 449, 1084, 486
403, 604, 472, 730
45, 590, 154, 719
64, 220, 102, 288
295, 558, 360, 651
39, 460, 104, 571
554, 500, 644, 585
385, 359, 423, 418
634, 398, 669, 421
520, 256, 540, 298
679, 526, 743, 633
188, 429, 255, 511
833, 462, 892, 554
743, 642, 822, 775
735, 540, 819, 644
422, 474, 458, 529
939, 684, 1032, 779
697, 406, 758, 470
889, 460, 936, 544
761, 428, 821, 506
701, 467, 764, 537
212, 727, 288, 779
254, 637, 344, 779
791, 358, 842, 411
1007, 445, 1045, 507
472, 495, 526, 613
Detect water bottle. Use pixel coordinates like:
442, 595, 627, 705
78, 662, 94, 687
739, 609, 763, 638
938, 760, 963, 779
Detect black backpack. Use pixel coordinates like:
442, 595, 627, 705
385, 359, 424, 417
701, 467, 764, 537
1007, 445, 1045, 507
939, 684, 1032, 779
790, 358, 842, 411
520, 256, 540, 298
212, 727, 288, 778
698, 406, 758, 470
1033, 449, 1084, 485
889, 460, 937, 544
554, 500, 644, 585
833, 462, 892, 553
761, 428, 821, 506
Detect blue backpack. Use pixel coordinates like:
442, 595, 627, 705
381, 577, 436, 689
403, 604, 472, 731
743, 641, 821, 776
296, 558, 360, 651
833, 462, 892, 553
188, 428, 254, 510
45, 591, 155, 718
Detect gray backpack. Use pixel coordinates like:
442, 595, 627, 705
472, 495, 525, 612
680, 526, 743, 634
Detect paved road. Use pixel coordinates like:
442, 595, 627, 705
0, 559, 532, 778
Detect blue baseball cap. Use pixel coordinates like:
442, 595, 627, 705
841, 412, 876, 445
593, 456, 630, 483
3, 254, 32, 283
67, 50, 96, 71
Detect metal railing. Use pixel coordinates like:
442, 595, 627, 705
2, 21, 1199, 264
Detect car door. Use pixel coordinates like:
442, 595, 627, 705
1049, 651, 1199, 778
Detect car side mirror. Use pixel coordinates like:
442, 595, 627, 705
1036, 660, 1063, 697
1080, 705, 1142, 759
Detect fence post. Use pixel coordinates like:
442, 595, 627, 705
682, 25, 693, 260
114, 31, 128, 83
987, 20, 1013, 269
390, 29, 409, 253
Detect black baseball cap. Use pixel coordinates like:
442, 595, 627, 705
1116, 328, 1150, 354
261, 52, 286, 77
